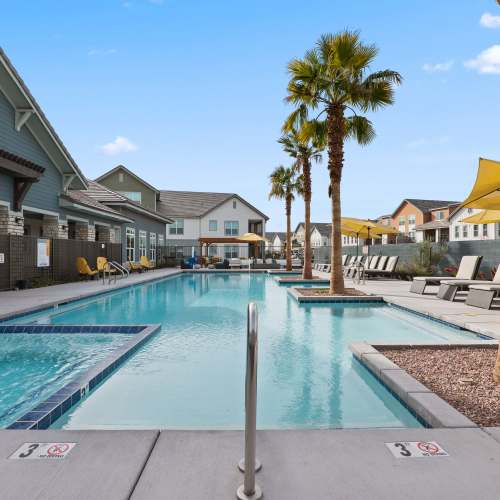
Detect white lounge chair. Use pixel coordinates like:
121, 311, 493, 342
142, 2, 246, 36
291, 259, 302, 269
229, 258, 242, 269
438, 265, 500, 301
365, 256, 399, 279
410, 256, 482, 295
276, 259, 286, 269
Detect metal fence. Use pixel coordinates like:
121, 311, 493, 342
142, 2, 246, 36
0, 235, 122, 290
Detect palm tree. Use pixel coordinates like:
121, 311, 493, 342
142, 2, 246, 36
278, 128, 323, 280
269, 165, 302, 271
284, 30, 402, 293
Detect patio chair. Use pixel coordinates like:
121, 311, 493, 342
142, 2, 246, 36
341, 254, 349, 266
466, 284, 500, 309
409, 255, 482, 294
215, 259, 229, 269
344, 255, 363, 277
229, 258, 242, 269
291, 259, 302, 269
128, 261, 143, 272
76, 257, 98, 279
365, 256, 399, 279
276, 259, 286, 269
437, 265, 500, 301
324, 264, 331, 273
97, 256, 120, 277
140, 255, 155, 271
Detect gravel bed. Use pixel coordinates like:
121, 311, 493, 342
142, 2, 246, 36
297, 287, 367, 297
380, 346, 500, 427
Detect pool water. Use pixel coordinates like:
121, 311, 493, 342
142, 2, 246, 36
7, 273, 480, 429
0, 333, 132, 427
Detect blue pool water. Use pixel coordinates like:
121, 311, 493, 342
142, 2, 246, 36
6, 273, 481, 429
0, 333, 132, 427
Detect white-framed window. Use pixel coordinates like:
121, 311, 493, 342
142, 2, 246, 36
126, 227, 136, 261
483, 224, 488, 238
408, 230, 415, 240
408, 214, 416, 225
117, 191, 142, 203
463, 225, 468, 238
454, 226, 460, 239
208, 245, 218, 256
224, 220, 239, 236
233, 200, 237, 209
139, 230, 147, 257
225, 245, 239, 258
158, 234, 164, 247
209, 220, 217, 232
398, 216, 405, 227
169, 218, 184, 235
435, 211, 445, 220
149, 233, 157, 261
473, 225, 479, 237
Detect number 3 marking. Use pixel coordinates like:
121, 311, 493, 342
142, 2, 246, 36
394, 443, 411, 457
19, 444, 39, 458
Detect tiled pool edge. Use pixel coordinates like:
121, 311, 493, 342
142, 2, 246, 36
349, 341, 491, 429
7, 324, 161, 430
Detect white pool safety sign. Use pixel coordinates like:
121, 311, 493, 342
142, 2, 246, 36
385, 441, 448, 458
9, 442, 77, 460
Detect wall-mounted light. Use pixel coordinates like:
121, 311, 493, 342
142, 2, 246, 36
61, 225, 68, 231
15, 217, 23, 224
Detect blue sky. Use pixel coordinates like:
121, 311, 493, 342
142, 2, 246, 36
2, 0, 500, 230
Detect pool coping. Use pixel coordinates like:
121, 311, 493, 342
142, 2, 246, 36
286, 286, 385, 304
6, 323, 162, 430
349, 340, 498, 429
275, 277, 331, 285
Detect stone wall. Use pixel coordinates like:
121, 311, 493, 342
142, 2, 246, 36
0, 207, 24, 236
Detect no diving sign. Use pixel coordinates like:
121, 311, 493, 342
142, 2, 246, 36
9, 442, 77, 460
386, 441, 448, 458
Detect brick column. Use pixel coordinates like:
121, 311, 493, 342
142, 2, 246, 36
42, 216, 67, 239
75, 222, 95, 241
0, 206, 24, 235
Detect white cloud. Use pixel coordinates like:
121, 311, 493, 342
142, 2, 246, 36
422, 60, 454, 72
480, 12, 500, 29
407, 136, 450, 149
464, 45, 500, 74
88, 48, 117, 56
100, 136, 138, 156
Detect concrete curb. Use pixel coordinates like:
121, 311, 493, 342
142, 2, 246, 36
350, 341, 478, 429
287, 287, 385, 304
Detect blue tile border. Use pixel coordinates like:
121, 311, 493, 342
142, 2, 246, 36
5, 323, 161, 430
0, 324, 146, 334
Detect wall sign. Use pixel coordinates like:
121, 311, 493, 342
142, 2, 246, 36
37, 238, 50, 267
9, 442, 77, 460
385, 441, 449, 458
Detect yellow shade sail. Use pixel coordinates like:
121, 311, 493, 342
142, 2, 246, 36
462, 158, 500, 209
461, 209, 500, 224
236, 232, 268, 242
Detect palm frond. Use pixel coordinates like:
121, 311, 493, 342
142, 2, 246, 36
345, 115, 376, 145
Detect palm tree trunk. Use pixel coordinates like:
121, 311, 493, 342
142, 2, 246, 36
494, 346, 500, 384
286, 195, 292, 272
302, 159, 313, 280
328, 104, 345, 294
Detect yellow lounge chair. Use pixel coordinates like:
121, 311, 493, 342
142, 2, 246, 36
76, 257, 99, 279
140, 255, 155, 270
128, 261, 142, 272
97, 256, 119, 276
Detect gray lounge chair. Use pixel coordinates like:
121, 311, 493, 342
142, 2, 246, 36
437, 265, 500, 301
410, 256, 482, 294
365, 256, 399, 279
466, 284, 500, 309
344, 255, 363, 277
342, 254, 349, 266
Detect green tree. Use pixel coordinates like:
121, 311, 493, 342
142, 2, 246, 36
284, 30, 402, 293
278, 127, 323, 280
269, 165, 302, 271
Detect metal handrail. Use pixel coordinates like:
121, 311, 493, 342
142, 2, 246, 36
237, 302, 262, 500
111, 261, 130, 278
105, 261, 124, 284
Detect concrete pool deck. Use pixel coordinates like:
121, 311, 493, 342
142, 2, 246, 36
1, 428, 500, 499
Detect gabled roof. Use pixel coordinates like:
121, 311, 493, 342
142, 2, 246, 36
268, 231, 286, 241
157, 190, 269, 220
311, 223, 331, 237
95, 165, 160, 195
391, 199, 460, 217
294, 222, 329, 235
414, 220, 450, 231
0, 47, 87, 189
84, 181, 173, 224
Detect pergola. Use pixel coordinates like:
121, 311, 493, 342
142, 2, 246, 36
198, 236, 262, 257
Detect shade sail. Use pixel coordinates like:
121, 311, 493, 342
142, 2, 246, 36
461, 209, 500, 224
236, 232, 268, 242
462, 158, 500, 209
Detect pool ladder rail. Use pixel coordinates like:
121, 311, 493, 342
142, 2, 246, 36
102, 261, 130, 285
237, 302, 263, 500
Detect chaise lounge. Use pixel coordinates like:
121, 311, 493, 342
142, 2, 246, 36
437, 265, 500, 301
466, 284, 500, 309
409, 255, 482, 295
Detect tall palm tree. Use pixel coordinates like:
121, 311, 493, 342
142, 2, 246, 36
284, 30, 402, 293
269, 165, 302, 271
278, 127, 323, 280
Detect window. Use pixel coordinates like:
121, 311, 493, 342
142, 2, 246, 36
473, 225, 479, 237
483, 224, 488, 238
463, 225, 468, 238
233, 200, 237, 209
225, 245, 239, 258
408, 231, 415, 240
126, 227, 135, 261
158, 234, 164, 247
139, 230, 147, 257
208, 245, 218, 256
169, 218, 184, 235
224, 220, 239, 236
454, 226, 460, 239
117, 191, 142, 203
118, 172, 124, 183
408, 214, 416, 225
149, 233, 157, 261
398, 216, 405, 226
435, 211, 445, 220
209, 220, 218, 232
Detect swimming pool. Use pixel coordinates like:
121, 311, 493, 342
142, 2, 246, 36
4, 273, 482, 429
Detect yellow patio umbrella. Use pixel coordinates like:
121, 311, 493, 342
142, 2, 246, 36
461, 158, 500, 209
236, 232, 268, 242
461, 210, 500, 224
340, 218, 392, 257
